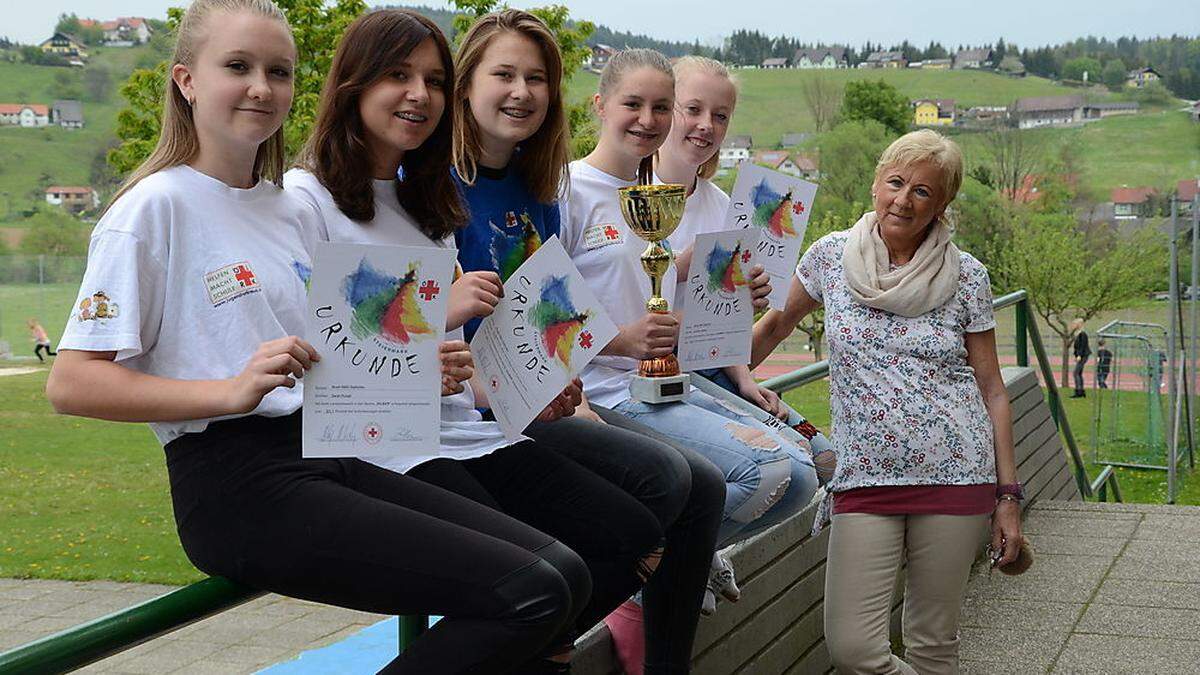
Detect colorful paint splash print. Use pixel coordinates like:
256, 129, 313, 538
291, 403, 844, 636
341, 258, 433, 345
529, 275, 590, 370
751, 179, 797, 238
705, 241, 749, 294
489, 211, 543, 281
292, 260, 312, 291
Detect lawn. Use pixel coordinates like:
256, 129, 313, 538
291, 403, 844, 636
0, 281, 84, 353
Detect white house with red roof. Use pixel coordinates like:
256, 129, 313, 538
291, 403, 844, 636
0, 104, 50, 127
1112, 186, 1158, 219
79, 17, 152, 45
45, 186, 100, 212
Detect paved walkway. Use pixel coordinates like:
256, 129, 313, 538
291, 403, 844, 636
4, 500, 1200, 673
959, 500, 1200, 674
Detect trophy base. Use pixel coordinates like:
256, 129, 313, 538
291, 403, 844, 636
629, 373, 691, 404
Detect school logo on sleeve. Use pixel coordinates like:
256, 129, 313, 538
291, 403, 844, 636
204, 261, 261, 307
76, 291, 120, 322
583, 223, 624, 250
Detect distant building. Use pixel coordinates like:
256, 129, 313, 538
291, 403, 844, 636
51, 99, 84, 128
719, 135, 753, 169
1177, 179, 1198, 212
964, 105, 1009, 123
922, 58, 952, 69
1082, 101, 1139, 119
1112, 186, 1158, 219
45, 186, 99, 213
791, 154, 820, 181
953, 48, 994, 69
793, 47, 848, 69
38, 32, 88, 60
862, 51, 906, 68
1011, 95, 1084, 129
1125, 67, 1161, 89
0, 104, 51, 127
752, 150, 804, 177
779, 132, 811, 148
997, 56, 1026, 77
79, 17, 152, 45
590, 44, 617, 71
912, 98, 955, 126
762, 57, 789, 69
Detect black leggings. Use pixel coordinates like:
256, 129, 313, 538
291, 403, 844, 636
164, 412, 591, 674
34, 343, 56, 362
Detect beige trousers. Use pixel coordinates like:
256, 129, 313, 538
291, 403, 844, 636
824, 512, 988, 675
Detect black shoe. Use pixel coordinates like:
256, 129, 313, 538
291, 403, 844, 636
1070, 392, 1086, 398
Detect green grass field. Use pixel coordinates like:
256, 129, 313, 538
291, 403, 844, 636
0, 281, 81, 352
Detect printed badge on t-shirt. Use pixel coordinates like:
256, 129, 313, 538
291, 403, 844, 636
204, 260, 261, 307
583, 222, 624, 250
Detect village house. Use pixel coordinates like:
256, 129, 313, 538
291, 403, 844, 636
963, 105, 1009, 124
1112, 186, 1158, 219
589, 44, 617, 71
920, 58, 952, 69
51, 100, 84, 128
0, 104, 51, 127
752, 150, 805, 177
861, 51, 906, 68
912, 98, 955, 126
78, 17, 152, 45
1011, 95, 1084, 129
1126, 67, 1161, 88
791, 155, 820, 181
45, 186, 100, 213
1082, 101, 1139, 119
1178, 178, 1198, 213
792, 47, 848, 69
953, 48, 994, 69
38, 32, 88, 61
761, 57, 789, 69
719, 135, 753, 169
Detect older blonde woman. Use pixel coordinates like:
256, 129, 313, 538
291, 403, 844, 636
752, 129, 1022, 674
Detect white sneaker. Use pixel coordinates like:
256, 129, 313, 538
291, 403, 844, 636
701, 554, 740, 617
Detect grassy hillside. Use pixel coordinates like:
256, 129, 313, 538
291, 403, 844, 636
0, 45, 160, 226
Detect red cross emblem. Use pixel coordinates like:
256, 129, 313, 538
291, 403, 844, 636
741, 250, 752, 263
363, 423, 382, 444
793, 201, 805, 215
419, 280, 440, 301
505, 212, 518, 229
490, 377, 500, 391
603, 225, 620, 240
579, 331, 593, 349
233, 264, 257, 288
710, 347, 720, 359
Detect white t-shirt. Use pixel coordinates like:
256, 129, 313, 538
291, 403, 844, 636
284, 168, 519, 473
659, 176, 731, 309
59, 165, 318, 445
559, 160, 678, 408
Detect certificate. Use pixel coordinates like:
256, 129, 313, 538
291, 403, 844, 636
303, 242, 454, 458
724, 163, 818, 310
471, 237, 618, 440
678, 228, 760, 372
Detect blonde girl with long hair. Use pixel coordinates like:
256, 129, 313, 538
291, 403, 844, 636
48, 2, 589, 671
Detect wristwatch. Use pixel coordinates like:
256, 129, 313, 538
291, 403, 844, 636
996, 482, 1025, 502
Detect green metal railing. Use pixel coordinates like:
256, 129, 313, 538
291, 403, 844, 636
0, 288, 1116, 674
762, 288, 1121, 503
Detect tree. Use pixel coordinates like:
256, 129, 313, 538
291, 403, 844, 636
839, 79, 909, 136
19, 206, 89, 257
1062, 56, 1102, 82
984, 125, 1040, 203
1101, 58, 1127, 90
55, 13, 81, 35
992, 210, 1166, 386
815, 119, 893, 213
109, 0, 367, 174
799, 74, 842, 133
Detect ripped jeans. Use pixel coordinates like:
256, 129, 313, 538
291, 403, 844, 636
613, 389, 819, 547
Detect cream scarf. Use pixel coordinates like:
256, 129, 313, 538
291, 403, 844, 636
841, 211, 961, 317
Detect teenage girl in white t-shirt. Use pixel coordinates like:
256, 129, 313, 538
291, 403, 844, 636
285, 10, 675, 673
558, 48, 820, 615
654, 56, 838, 485
46, 3, 593, 672
448, 12, 725, 673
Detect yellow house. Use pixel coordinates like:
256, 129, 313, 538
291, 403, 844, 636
912, 99, 955, 126
38, 32, 89, 60
1125, 67, 1161, 88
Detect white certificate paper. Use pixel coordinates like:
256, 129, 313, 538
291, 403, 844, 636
471, 237, 618, 440
724, 163, 818, 309
678, 228, 761, 372
303, 242, 454, 458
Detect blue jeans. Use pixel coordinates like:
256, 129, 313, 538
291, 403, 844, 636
613, 389, 819, 547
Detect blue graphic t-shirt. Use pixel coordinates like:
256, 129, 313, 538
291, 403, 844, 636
453, 163, 561, 341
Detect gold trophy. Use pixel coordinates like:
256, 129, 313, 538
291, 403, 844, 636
618, 184, 691, 403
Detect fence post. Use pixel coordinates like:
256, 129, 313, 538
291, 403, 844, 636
1015, 299, 1029, 368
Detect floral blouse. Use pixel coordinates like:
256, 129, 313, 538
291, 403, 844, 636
796, 230, 997, 492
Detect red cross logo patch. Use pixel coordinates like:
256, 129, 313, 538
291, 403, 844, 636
363, 422, 382, 445
233, 264, 257, 288
741, 250, 752, 263
793, 201, 805, 215
604, 225, 620, 240
710, 346, 720, 359
419, 280, 440, 301
579, 331, 593, 349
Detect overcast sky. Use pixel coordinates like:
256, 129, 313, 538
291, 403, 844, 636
7, 0, 1198, 48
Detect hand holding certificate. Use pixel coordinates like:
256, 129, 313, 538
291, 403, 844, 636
303, 242, 454, 458
678, 228, 761, 372
471, 237, 619, 439
724, 163, 818, 310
